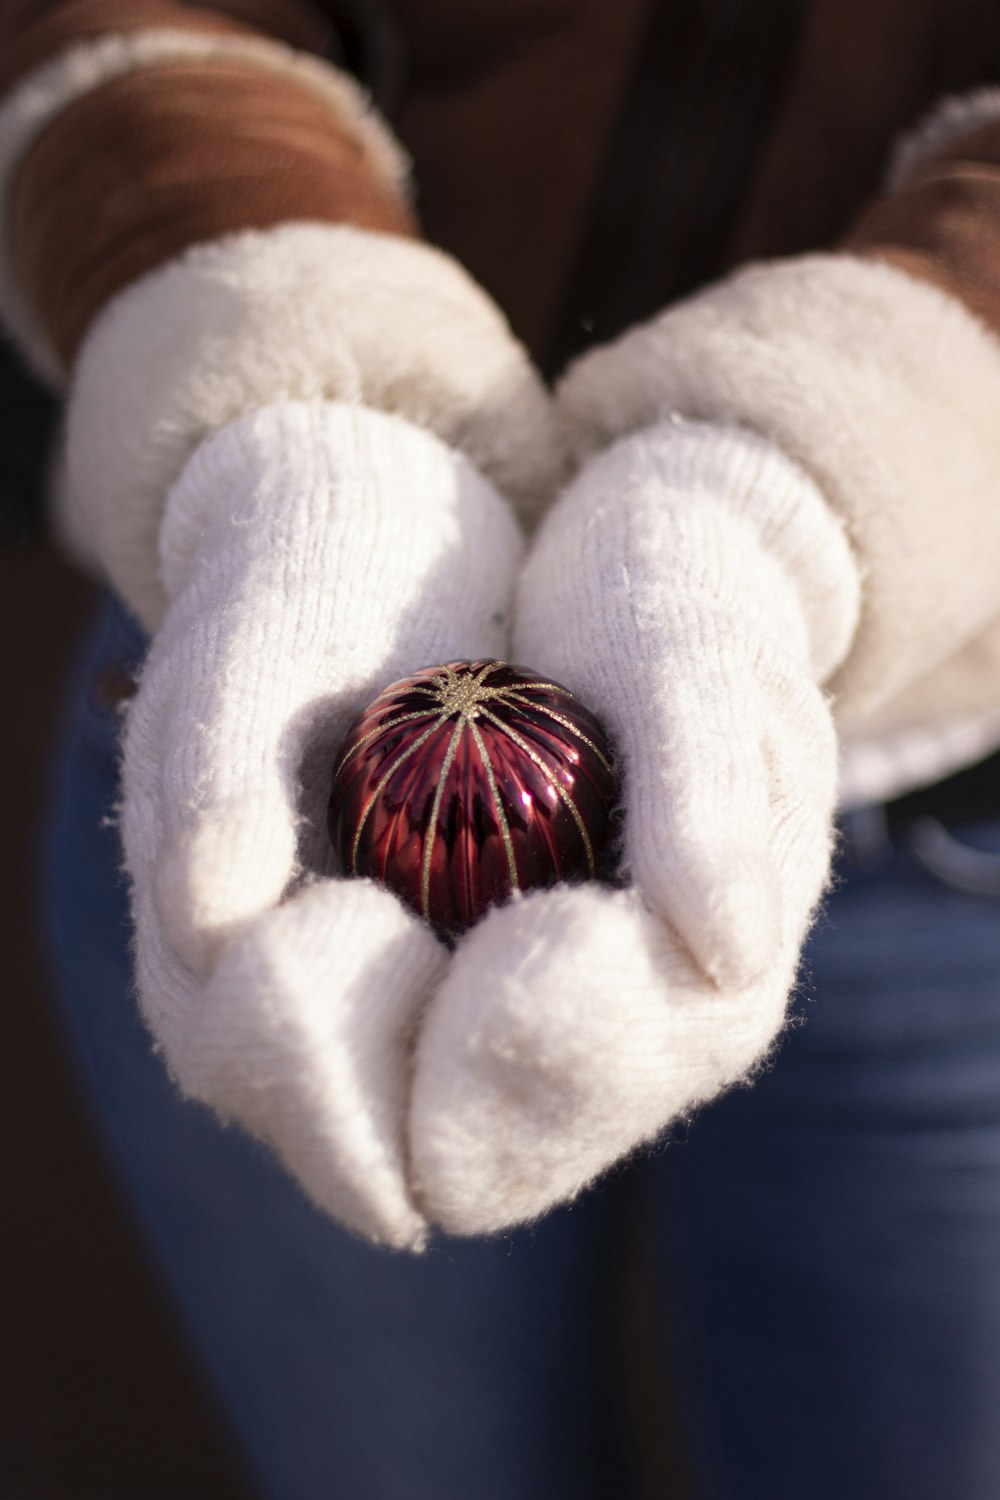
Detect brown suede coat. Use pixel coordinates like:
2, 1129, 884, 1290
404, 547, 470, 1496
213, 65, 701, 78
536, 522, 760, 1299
3, 0, 1000, 375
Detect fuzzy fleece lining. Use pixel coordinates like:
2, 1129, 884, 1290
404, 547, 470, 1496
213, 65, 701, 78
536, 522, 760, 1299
888, 85, 1000, 189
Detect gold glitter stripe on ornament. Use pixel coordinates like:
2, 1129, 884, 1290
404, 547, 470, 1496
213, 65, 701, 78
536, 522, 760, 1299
490, 690, 614, 775
370, 680, 417, 704
496, 679, 576, 699
351, 716, 446, 874
331, 709, 442, 785
479, 708, 595, 876
468, 717, 520, 895
420, 716, 467, 923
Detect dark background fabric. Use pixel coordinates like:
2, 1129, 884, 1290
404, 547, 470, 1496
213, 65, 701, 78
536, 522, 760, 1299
0, 331, 253, 1493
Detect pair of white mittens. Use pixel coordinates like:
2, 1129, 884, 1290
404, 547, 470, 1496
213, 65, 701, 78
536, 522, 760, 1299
118, 393, 860, 1248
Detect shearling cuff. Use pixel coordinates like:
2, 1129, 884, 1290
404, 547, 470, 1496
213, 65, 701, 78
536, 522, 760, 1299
62, 223, 560, 629
838, 615, 1000, 805
556, 252, 1000, 728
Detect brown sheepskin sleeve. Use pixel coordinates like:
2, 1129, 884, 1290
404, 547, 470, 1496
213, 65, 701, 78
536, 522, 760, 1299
0, 0, 417, 369
842, 117, 1000, 341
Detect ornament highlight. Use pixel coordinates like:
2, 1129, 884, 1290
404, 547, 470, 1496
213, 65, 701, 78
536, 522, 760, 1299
328, 661, 617, 933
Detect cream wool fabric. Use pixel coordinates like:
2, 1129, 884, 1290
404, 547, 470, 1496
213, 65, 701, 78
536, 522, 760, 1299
121, 400, 523, 1248
556, 253, 1000, 752
0, 26, 410, 384
407, 420, 861, 1234
63, 223, 559, 630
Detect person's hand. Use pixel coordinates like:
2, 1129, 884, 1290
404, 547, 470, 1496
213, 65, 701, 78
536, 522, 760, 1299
405, 419, 861, 1235
120, 399, 524, 1250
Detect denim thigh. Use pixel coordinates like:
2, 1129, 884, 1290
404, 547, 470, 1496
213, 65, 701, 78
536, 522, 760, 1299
649, 810, 1000, 1500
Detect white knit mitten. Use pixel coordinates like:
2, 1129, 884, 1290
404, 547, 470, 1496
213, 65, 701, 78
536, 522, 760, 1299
120, 399, 523, 1249
407, 419, 861, 1235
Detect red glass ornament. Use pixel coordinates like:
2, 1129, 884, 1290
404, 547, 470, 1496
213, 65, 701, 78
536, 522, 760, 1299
328, 660, 618, 934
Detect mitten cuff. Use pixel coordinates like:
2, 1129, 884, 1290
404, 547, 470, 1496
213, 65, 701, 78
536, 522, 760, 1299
62, 224, 559, 629
556, 252, 1000, 726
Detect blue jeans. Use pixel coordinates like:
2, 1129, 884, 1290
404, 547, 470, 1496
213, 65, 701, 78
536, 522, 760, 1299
42, 595, 1000, 1499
